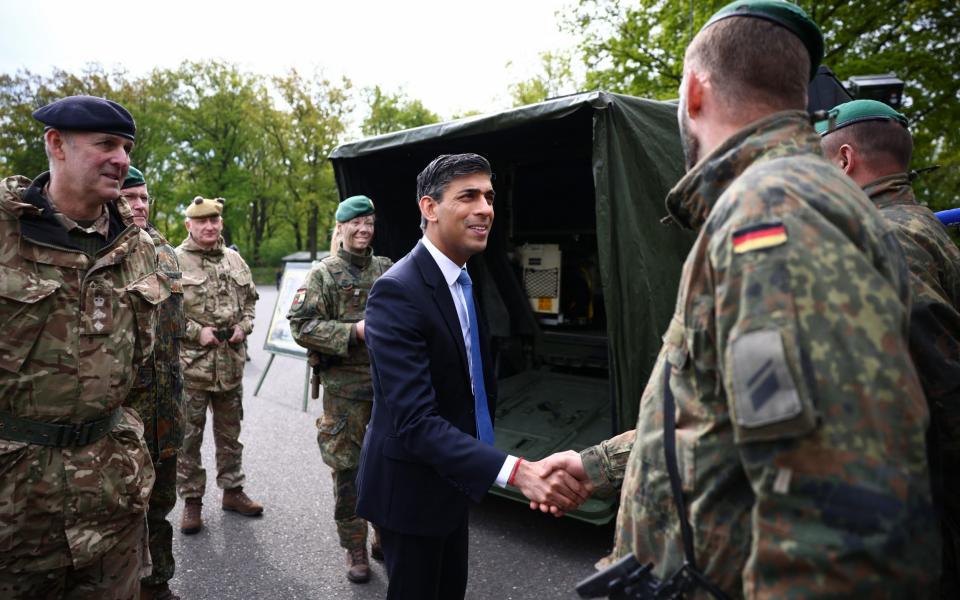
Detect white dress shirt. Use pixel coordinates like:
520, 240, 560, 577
420, 236, 518, 488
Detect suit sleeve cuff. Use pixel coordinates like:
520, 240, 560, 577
494, 455, 519, 488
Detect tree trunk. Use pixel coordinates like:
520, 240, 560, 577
307, 203, 319, 260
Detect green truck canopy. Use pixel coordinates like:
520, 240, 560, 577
330, 91, 693, 522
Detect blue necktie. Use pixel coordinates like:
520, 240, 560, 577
457, 269, 495, 445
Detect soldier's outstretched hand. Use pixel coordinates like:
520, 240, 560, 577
511, 454, 590, 517
528, 451, 594, 515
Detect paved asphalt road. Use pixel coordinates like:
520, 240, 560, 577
167, 285, 616, 599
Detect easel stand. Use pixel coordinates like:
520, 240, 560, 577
254, 352, 312, 412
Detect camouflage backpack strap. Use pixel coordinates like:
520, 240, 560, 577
661, 360, 731, 600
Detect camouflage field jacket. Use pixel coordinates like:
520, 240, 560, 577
866, 174, 960, 581
125, 227, 185, 462
288, 246, 392, 399
0, 173, 162, 572
594, 112, 939, 597
176, 236, 257, 391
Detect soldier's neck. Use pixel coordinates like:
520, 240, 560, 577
45, 178, 105, 221
337, 244, 372, 268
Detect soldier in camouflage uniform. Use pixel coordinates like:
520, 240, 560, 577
820, 99, 960, 598
176, 196, 262, 535
120, 167, 185, 600
288, 195, 393, 584
0, 96, 160, 599
546, 2, 941, 597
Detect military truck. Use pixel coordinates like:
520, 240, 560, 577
330, 91, 692, 524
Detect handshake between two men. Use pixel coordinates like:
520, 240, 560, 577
509, 451, 592, 516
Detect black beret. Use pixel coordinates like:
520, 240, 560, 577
32, 95, 136, 141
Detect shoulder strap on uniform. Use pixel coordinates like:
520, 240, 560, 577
662, 360, 731, 600
662, 361, 698, 569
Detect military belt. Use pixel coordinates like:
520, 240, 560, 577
0, 408, 123, 447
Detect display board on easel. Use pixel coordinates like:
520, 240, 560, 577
263, 261, 313, 359
255, 261, 314, 410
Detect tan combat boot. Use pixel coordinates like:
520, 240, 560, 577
222, 486, 264, 516
370, 526, 384, 561
346, 546, 371, 583
180, 498, 203, 535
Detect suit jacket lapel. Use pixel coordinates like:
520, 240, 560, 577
412, 242, 470, 381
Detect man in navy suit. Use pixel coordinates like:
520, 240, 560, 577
356, 153, 589, 599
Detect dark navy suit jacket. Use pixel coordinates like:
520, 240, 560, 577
356, 241, 506, 536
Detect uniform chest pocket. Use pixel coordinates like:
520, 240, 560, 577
180, 274, 207, 316
338, 286, 368, 322
124, 271, 172, 363
0, 265, 60, 373
229, 269, 252, 287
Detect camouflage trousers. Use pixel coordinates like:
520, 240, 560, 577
317, 393, 371, 550
177, 386, 245, 499
0, 517, 145, 600
142, 457, 177, 587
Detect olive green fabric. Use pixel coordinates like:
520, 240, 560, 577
330, 92, 690, 433
593, 96, 692, 430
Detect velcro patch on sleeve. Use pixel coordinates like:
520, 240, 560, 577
730, 329, 802, 428
732, 222, 787, 254
290, 287, 307, 311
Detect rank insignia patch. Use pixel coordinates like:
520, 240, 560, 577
732, 222, 788, 254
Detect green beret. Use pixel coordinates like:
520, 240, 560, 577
185, 196, 224, 218
122, 166, 145, 189
335, 195, 375, 223
703, 0, 824, 80
32, 95, 136, 141
815, 99, 909, 136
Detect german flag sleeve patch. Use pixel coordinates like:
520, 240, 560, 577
732, 222, 788, 254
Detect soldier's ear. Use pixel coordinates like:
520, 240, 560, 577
681, 69, 704, 118
838, 144, 855, 175
45, 129, 68, 161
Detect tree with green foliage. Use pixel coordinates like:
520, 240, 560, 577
562, 0, 959, 209
0, 61, 358, 264
268, 69, 352, 259
361, 86, 440, 136
508, 51, 579, 107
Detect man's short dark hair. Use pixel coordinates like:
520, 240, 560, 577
821, 119, 914, 172
687, 16, 809, 114
416, 153, 492, 202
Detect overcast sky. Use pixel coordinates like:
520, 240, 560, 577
0, 0, 579, 119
